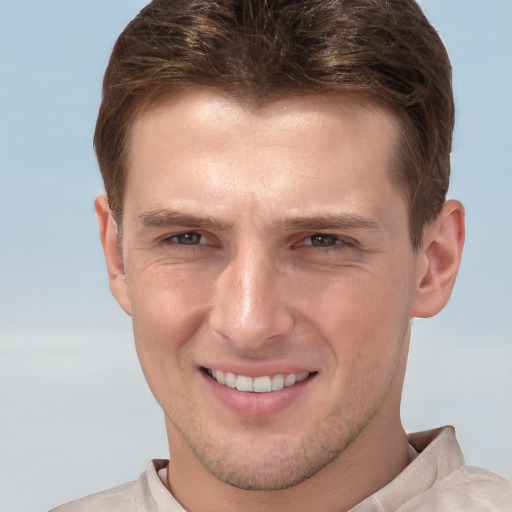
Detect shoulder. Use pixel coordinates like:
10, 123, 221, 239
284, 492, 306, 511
396, 427, 512, 511
49, 480, 136, 512
440, 465, 512, 509
403, 465, 512, 511
48, 459, 174, 512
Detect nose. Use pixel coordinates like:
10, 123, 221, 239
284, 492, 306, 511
209, 244, 295, 352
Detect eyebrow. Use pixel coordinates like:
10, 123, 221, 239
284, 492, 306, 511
137, 209, 235, 231
280, 214, 382, 232
138, 209, 381, 233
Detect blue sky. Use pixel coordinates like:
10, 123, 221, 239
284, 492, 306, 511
1, 1, 511, 510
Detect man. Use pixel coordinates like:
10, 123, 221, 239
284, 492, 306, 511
52, 0, 511, 510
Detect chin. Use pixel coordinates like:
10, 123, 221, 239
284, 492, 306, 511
181, 417, 359, 491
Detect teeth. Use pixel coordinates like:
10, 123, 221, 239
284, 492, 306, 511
253, 376, 272, 393
284, 373, 296, 387
296, 372, 309, 383
225, 372, 236, 388
271, 374, 284, 391
216, 370, 226, 385
208, 369, 310, 393
236, 375, 253, 392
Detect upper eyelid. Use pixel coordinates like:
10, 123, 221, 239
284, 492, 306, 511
301, 235, 334, 245
159, 230, 356, 246
297, 232, 356, 244
169, 232, 203, 241
161, 230, 218, 246
162, 229, 205, 237
166, 230, 202, 237
285, 236, 352, 253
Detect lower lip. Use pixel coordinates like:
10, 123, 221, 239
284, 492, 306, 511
201, 370, 314, 417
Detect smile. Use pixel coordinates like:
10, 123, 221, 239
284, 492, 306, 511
206, 368, 311, 393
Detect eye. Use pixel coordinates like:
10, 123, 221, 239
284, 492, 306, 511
303, 234, 344, 247
167, 232, 205, 245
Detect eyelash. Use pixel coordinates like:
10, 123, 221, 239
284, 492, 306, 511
165, 232, 205, 245
161, 231, 211, 250
296, 234, 351, 249
161, 231, 354, 251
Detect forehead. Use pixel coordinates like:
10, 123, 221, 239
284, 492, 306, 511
125, 88, 403, 225
133, 88, 398, 140
129, 88, 400, 169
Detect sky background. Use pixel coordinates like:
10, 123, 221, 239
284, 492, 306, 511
1, 1, 511, 511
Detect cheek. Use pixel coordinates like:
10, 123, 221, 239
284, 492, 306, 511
298, 264, 411, 322
126, 268, 217, 413
127, 267, 214, 361
302, 268, 413, 369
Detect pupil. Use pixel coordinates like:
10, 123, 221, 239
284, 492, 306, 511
312, 234, 336, 247
179, 233, 201, 244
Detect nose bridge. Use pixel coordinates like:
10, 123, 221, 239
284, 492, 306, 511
211, 241, 293, 348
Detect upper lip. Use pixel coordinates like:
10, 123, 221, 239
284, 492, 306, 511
200, 363, 316, 378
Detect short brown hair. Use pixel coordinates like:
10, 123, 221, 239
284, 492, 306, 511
94, 0, 454, 248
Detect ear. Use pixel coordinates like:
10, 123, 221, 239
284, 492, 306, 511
410, 200, 465, 318
95, 194, 132, 316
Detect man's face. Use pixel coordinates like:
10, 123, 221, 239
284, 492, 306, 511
115, 89, 421, 490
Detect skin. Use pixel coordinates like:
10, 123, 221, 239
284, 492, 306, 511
96, 88, 465, 512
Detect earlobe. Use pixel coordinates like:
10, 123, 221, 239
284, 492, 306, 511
95, 194, 132, 316
410, 200, 465, 318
